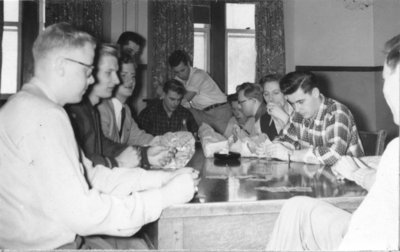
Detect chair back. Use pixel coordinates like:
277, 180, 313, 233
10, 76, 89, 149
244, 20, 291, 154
358, 130, 387, 156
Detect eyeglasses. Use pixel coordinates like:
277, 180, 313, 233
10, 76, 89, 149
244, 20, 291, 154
63, 57, 94, 77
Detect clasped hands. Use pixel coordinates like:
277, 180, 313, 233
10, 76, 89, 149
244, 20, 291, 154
116, 145, 178, 169
160, 167, 200, 208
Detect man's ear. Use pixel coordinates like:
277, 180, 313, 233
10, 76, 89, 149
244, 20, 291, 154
311, 87, 320, 98
54, 56, 65, 77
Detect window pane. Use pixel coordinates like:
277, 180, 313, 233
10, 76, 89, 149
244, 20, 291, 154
194, 31, 206, 70
4, 0, 20, 22
1, 27, 18, 94
194, 23, 205, 28
227, 33, 256, 94
226, 3, 255, 30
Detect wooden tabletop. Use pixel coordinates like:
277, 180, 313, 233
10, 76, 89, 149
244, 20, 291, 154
143, 144, 367, 250
188, 144, 367, 204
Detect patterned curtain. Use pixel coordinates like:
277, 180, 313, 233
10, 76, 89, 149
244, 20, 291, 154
151, 0, 193, 98
255, 0, 285, 82
45, 0, 104, 39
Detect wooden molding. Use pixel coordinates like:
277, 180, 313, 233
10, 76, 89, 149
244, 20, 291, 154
296, 65, 383, 72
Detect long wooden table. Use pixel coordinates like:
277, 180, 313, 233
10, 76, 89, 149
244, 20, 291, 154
144, 144, 367, 250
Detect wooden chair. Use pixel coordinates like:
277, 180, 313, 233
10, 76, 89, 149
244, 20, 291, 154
358, 130, 387, 156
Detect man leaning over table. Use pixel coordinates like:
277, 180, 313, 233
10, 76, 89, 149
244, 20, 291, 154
169, 49, 232, 135
266, 33, 400, 251
0, 22, 199, 250
223, 93, 255, 138
236, 82, 280, 140
262, 71, 364, 165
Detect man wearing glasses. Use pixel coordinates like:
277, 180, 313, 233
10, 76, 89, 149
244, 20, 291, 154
0, 22, 198, 249
236, 82, 279, 140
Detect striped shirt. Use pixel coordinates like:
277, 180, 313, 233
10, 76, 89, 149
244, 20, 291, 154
278, 95, 364, 165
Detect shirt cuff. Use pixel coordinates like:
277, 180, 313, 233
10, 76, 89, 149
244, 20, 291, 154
107, 157, 119, 169
139, 146, 150, 169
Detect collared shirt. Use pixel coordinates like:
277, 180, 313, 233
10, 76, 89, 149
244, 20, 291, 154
175, 67, 226, 110
278, 95, 364, 165
253, 104, 278, 140
138, 99, 198, 136
111, 98, 123, 131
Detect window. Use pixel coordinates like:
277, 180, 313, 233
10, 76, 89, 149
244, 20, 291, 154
226, 3, 256, 94
1, 0, 22, 96
193, 23, 210, 72
193, 2, 256, 94
1, 0, 45, 98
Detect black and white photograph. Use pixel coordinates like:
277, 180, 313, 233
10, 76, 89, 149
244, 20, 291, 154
0, 0, 399, 250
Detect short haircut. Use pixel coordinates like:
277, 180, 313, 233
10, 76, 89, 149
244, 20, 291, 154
236, 82, 263, 103
384, 34, 400, 71
93, 43, 119, 69
279, 71, 318, 95
163, 79, 186, 96
168, 50, 191, 68
117, 31, 146, 48
119, 51, 137, 68
32, 22, 96, 65
227, 93, 238, 105
259, 73, 283, 86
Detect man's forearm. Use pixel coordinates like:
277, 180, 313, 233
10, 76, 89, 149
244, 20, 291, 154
185, 91, 197, 101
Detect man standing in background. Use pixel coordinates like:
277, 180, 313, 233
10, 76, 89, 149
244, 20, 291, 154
169, 49, 232, 134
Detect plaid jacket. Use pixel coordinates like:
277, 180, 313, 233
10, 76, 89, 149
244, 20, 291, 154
138, 100, 198, 136
278, 95, 364, 165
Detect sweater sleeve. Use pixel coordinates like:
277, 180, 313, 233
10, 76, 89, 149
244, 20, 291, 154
25, 108, 164, 237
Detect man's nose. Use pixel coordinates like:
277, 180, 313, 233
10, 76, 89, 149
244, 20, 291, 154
112, 72, 120, 86
87, 75, 95, 85
294, 104, 301, 113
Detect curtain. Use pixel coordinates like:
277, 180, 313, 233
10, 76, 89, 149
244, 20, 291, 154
45, 0, 104, 40
0, 0, 3, 88
151, 0, 193, 98
21, 1, 39, 84
255, 0, 285, 82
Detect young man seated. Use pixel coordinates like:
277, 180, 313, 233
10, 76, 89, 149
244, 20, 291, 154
235, 82, 280, 140
0, 22, 199, 250
66, 44, 171, 169
138, 79, 198, 136
98, 52, 154, 146
223, 93, 255, 138
266, 33, 400, 251
263, 71, 364, 165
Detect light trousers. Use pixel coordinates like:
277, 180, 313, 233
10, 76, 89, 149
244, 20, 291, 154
266, 196, 351, 251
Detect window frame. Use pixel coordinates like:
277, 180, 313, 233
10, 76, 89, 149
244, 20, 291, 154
225, 3, 256, 94
194, 23, 211, 73
1, 2, 23, 99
